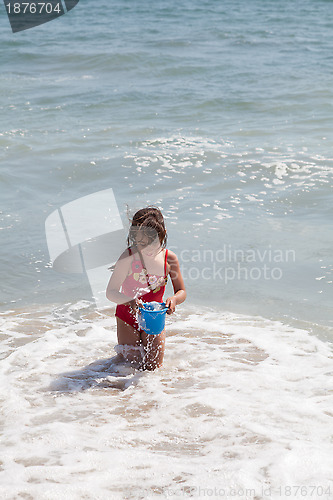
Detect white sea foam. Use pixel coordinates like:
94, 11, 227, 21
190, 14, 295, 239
0, 304, 332, 499
141, 301, 165, 311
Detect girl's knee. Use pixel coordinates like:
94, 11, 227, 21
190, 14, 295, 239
114, 344, 145, 364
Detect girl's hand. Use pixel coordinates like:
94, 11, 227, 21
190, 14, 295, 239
165, 296, 177, 314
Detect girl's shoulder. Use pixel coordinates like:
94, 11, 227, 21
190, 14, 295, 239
116, 247, 136, 267
166, 249, 179, 264
115, 247, 138, 276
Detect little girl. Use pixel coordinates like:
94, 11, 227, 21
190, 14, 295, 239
106, 207, 186, 370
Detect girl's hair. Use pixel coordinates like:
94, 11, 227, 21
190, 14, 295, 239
127, 206, 167, 249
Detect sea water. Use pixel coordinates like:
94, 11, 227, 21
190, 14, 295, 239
0, 304, 332, 499
0, 0, 333, 497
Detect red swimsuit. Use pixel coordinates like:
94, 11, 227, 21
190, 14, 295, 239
115, 248, 169, 333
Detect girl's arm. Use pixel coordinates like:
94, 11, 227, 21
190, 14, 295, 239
106, 249, 135, 306
165, 250, 186, 314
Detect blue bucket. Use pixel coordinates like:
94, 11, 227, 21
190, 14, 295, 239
138, 301, 168, 335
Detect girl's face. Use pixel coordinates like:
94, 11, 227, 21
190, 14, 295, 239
136, 230, 162, 257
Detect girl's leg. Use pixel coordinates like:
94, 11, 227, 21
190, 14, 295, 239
140, 330, 165, 370
116, 317, 144, 365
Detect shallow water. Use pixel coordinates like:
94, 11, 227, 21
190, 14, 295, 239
1, 0, 333, 328
0, 303, 332, 499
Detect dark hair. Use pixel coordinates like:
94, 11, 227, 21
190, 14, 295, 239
127, 206, 167, 249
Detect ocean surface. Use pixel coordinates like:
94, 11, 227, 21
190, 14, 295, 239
0, 0, 332, 498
